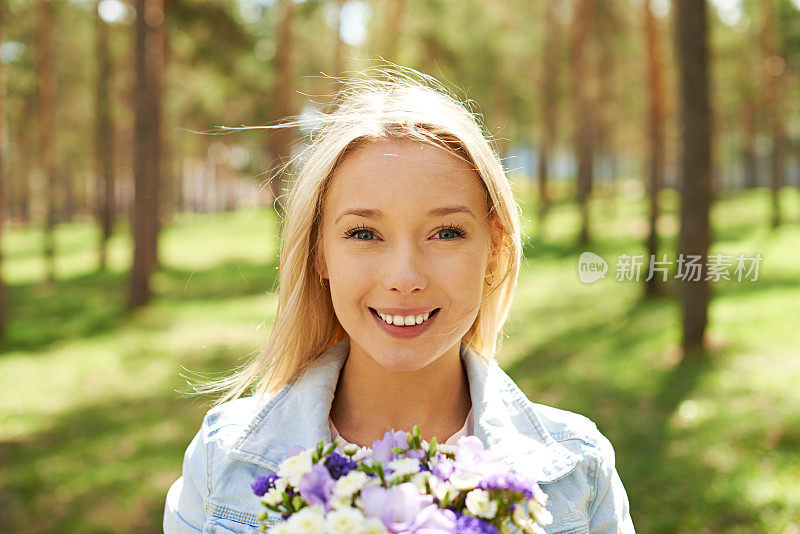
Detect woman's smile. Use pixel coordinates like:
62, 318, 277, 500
368, 307, 441, 339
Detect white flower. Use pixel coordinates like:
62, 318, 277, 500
388, 458, 421, 480
436, 444, 457, 456
449, 471, 480, 491
349, 446, 372, 463
268, 522, 292, 534
465, 489, 498, 519
433, 481, 459, 503
361, 517, 388, 534
278, 450, 314, 487
530, 485, 548, 507
527, 499, 553, 525
263, 489, 282, 507
284, 505, 326, 533
410, 471, 431, 492
512, 502, 528, 527
523, 523, 547, 534
325, 507, 365, 534
425, 474, 446, 495
329, 495, 353, 510
333, 470, 371, 500
261, 478, 288, 506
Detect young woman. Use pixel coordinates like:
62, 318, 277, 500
164, 73, 634, 533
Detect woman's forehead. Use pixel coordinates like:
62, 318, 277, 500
323, 138, 487, 217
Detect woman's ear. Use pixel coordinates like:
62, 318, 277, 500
486, 215, 505, 275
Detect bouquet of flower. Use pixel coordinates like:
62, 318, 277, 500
251, 425, 553, 534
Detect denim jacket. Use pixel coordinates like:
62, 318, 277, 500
164, 337, 634, 533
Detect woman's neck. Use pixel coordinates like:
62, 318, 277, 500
328, 340, 472, 448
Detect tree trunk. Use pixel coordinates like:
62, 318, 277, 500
61, 163, 74, 222
0, 0, 7, 337
95, 0, 115, 271
158, 17, 172, 236
676, 0, 712, 357
268, 0, 295, 217
37, 0, 57, 284
537, 0, 558, 236
740, 90, 758, 189
128, 0, 164, 309
381, 0, 406, 63
644, 0, 666, 298
594, 1, 617, 194
759, 0, 784, 228
12, 97, 34, 223
572, 0, 594, 246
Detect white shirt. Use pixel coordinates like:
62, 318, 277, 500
328, 406, 474, 448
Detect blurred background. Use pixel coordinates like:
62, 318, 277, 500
0, 0, 799, 532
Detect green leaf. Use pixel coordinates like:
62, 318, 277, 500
292, 496, 303, 510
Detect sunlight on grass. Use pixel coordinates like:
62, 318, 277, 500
1, 189, 798, 533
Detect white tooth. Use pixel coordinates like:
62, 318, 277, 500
404, 316, 415, 326
415, 314, 423, 325
423, 312, 430, 321
392, 315, 404, 326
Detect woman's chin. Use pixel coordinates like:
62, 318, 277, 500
368, 350, 435, 372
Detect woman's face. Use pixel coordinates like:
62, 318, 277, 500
316, 138, 501, 371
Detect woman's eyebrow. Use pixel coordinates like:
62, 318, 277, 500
335, 205, 476, 224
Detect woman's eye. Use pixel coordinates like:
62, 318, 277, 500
433, 227, 465, 240
344, 226, 465, 241
353, 230, 374, 240
344, 227, 376, 240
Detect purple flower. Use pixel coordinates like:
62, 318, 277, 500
372, 429, 427, 470
324, 451, 358, 479
372, 430, 409, 466
478, 472, 539, 500
286, 444, 306, 458
297, 464, 335, 510
453, 436, 508, 480
251, 473, 278, 497
361, 483, 457, 533
431, 455, 456, 481
453, 511, 499, 534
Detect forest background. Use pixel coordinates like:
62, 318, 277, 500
1, 0, 799, 532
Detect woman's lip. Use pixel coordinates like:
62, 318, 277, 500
369, 307, 439, 339
369, 307, 438, 316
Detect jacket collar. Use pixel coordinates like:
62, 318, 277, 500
229, 337, 579, 483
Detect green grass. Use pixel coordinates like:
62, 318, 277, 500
1, 188, 799, 533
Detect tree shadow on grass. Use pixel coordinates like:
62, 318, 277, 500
0, 258, 279, 356
1, 270, 130, 353
158, 256, 279, 302
502, 293, 769, 532
0, 384, 225, 533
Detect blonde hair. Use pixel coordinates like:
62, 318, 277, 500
198, 68, 523, 405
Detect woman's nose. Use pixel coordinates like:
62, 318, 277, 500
381, 241, 428, 294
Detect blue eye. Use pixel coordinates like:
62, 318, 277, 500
436, 224, 467, 241
434, 227, 464, 240
343, 225, 376, 240
341, 224, 468, 241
